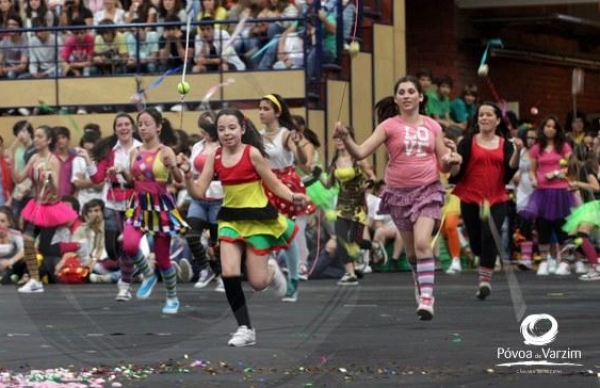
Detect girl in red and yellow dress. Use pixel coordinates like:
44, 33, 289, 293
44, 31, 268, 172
182, 108, 308, 347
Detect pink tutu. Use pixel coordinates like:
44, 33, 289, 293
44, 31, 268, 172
22, 200, 79, 227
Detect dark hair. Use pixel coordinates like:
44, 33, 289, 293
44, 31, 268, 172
198, 112, 218, 141
62, 195, 81, 215
329, 126, 356, 173
54, 126, 71, 139
6, 13, 23, 28
260, 93, 297, 132
79, 130, 100, 148
436, 75, 453, 89
173, 129, 191, 156
91, 113, 137, 162
0, 205, 16, 228
215, 108, 267, 157
416, 68, 432, 80
537, 114, 567, 153
462, 84, 478, 98
26, 0, 49, 20
71, 17, 87, 27
137, 108, 178, 147
82, 198, 105, 215
83, 123, 101, 137
36, 125, 57, 151
565, 110, 588, 132
13, 120, 34, 137
200, 16, 216, 28
375, 75, 422, 123
31, 16, 49, 29
468, 101, 509, 138
291, 114, 321, 148
97, 18, 116, 35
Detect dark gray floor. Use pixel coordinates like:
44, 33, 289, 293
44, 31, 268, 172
0, 271, 599, 387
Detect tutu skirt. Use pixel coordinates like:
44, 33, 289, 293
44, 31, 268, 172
305, 180, 337, 211
264, 167, 316, 218
520, 188, 577, 221
379, 181, 445, 231
562, 200, 600, 234
22, 200, 79, 228
125, 192, 190, 236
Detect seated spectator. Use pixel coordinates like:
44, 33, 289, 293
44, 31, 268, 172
425, 75, 457, 129
92, 18, 129, 74
192, 16, 245, 72
0, 206, 25, 285
450, 84, 478, 131
0, 14, 29, 79
196, 0, 227, 30
341, 0, 356, 41
159, 14, 194, 71
126, 17, 159, 73
61, 18, 94, 76
59, 0, 93, 29
0, 136, 12, 206
366, 180, 404, 264
72, 131, 103, 209
156, 0, 187, 37
123, 0, 158, 27
93, 0, 125, 25
21, 0, 55, 39
27, 17, 63, 79
259, 28, 302, 70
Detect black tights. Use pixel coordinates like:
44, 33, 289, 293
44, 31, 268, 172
461, 201, 507, 270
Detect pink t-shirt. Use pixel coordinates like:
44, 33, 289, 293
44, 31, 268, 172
529, 142, 571, 189
382, 115, 442, 189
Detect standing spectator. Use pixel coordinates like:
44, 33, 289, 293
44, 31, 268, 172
333, 75, 462, 320
126, 17, 159, 73
87, 113, 142, 301
565, 110, 587, 146
28, 17, 63, 79
305, 0, 336, 79
123, 0, 158, 26
451, 102, 521, 299
0, 0, 16, 29
196, 0, 227, 30
53, 127, 77, 198
21, 0, 55, 38
0, 14, 29, 79
156, 0, 187, 37
72, 131, 103, 209
9, 121, 35, 220
61, 18, 94, 77
0, 136, 13, 207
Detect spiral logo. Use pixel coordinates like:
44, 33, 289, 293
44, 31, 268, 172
520, 314, 559, 346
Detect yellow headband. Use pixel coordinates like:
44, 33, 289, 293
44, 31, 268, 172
263, 94, 282, 112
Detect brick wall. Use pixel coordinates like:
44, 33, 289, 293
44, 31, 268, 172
405, 0, 600, 129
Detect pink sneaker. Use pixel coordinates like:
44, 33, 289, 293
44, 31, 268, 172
416, 296, 434, 321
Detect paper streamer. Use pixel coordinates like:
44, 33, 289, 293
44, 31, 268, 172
199, 78, 235, 110
478, 38, 503, 68
129, 66, 182, 110
221, 14, 249, 54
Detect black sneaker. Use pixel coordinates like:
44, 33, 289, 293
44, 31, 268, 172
337, 273, 359, 286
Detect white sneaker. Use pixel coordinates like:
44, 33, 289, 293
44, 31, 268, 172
18, 107, 30, 116
76, 107, 88, 114
575, 261, 588, 274
554, 261, 571, 276
115, 279, 132, 301
363, 264, 373, 274
228, 325, 256, 347
268, 258, 287, 298
416, 296, 434, 321
178, 258, 192, 282
579, 270, 600, 281
214, 276, 225, 293
537, 261, 549, 276
194, 266, 216, 289
18, 279, 44, 293
547, 258, 558, 274
90, 273, 113, 283
446, 259, 462, 275
170, 103, 186, 112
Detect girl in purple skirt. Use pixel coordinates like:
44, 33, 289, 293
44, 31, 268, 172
333, 75, 462, 321
521, 115, 576, 275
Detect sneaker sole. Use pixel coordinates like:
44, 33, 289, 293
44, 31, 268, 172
417, 308, 434, 321
337, 282, 359, 286
228, 341, 256, 347
18, 288, 44, 293
476, 286, 491, 301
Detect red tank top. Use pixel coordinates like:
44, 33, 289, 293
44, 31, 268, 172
214, 145, 260, 185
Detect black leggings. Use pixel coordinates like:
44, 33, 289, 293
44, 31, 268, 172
536, 218, 568, 245
334, 217, 364, 264
461, 201, 507, 270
